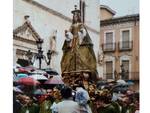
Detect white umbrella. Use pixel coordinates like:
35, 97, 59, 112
117, 79, 127, 85
13, 87, 23, 93
13, 64, 22, 69
29, 74, 48, 80
31, 69, 47, 74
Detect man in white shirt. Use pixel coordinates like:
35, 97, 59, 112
51, 86, 80, 113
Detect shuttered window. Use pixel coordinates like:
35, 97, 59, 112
105, 32, 113, 50
122, 30, 130, 48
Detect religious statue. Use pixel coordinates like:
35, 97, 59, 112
50, 30, 57, 51
68, 7, 83, 50
49, 30, 58, 68
98, 52, 104, 65
61, 5, 98, 84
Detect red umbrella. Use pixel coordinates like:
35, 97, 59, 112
18, 67, 29, 73
44, 76, 64, 85
18, 77, 40, 86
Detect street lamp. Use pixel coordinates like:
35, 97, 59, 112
26, 39, 53, 69
36, 38, 43, 50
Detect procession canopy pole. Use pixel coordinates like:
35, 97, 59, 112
80, 0, 85, 23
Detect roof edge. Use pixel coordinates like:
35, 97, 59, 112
100, 5, 116, 15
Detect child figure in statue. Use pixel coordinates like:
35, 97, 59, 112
65, 30, 73, 48
78, 26, 86, 45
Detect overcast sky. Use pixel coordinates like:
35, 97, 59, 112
100, 0, 139, 17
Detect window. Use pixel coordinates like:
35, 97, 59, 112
106, 32, 113, 45
122, 60, 129, 79
106, 61, 113, 79
122, 30, 130, 48
103, 32, 115, 51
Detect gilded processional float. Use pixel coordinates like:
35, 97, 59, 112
61, 6, 98, 89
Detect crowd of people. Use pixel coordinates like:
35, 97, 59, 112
13, 80, 139, 113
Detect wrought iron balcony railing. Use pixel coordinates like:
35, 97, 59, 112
103, 72, 139, 81
121, 72, 139, 80
119, 41, 133, 51
102, 42, 116, 52
104, 73, 113, 79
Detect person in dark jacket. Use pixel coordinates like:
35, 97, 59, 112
96, 95, 117, 113
13, 92, 22, 113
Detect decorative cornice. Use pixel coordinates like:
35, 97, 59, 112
101, 14, 139, 26
13, 21, 41, 41
16, 49, 27, 55
22, 0, 99, 35
13, 35, 37, 45
100, 22, 136, 30
14, 43, 38, 51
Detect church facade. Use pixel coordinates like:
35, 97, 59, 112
13, 0, 101, 76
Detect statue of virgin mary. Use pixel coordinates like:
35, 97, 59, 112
61, 5, 98, 82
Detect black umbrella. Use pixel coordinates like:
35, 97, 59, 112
96, 80, 108, 89
111, 84, 128, 93
42, 68, 59, 75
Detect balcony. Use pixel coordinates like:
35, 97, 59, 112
119, 41, 133, 51
104, 72, 139, 81
102, 42, 116, 52
121, 72, 139, 81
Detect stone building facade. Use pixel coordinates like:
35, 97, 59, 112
100, 5, 139, 84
